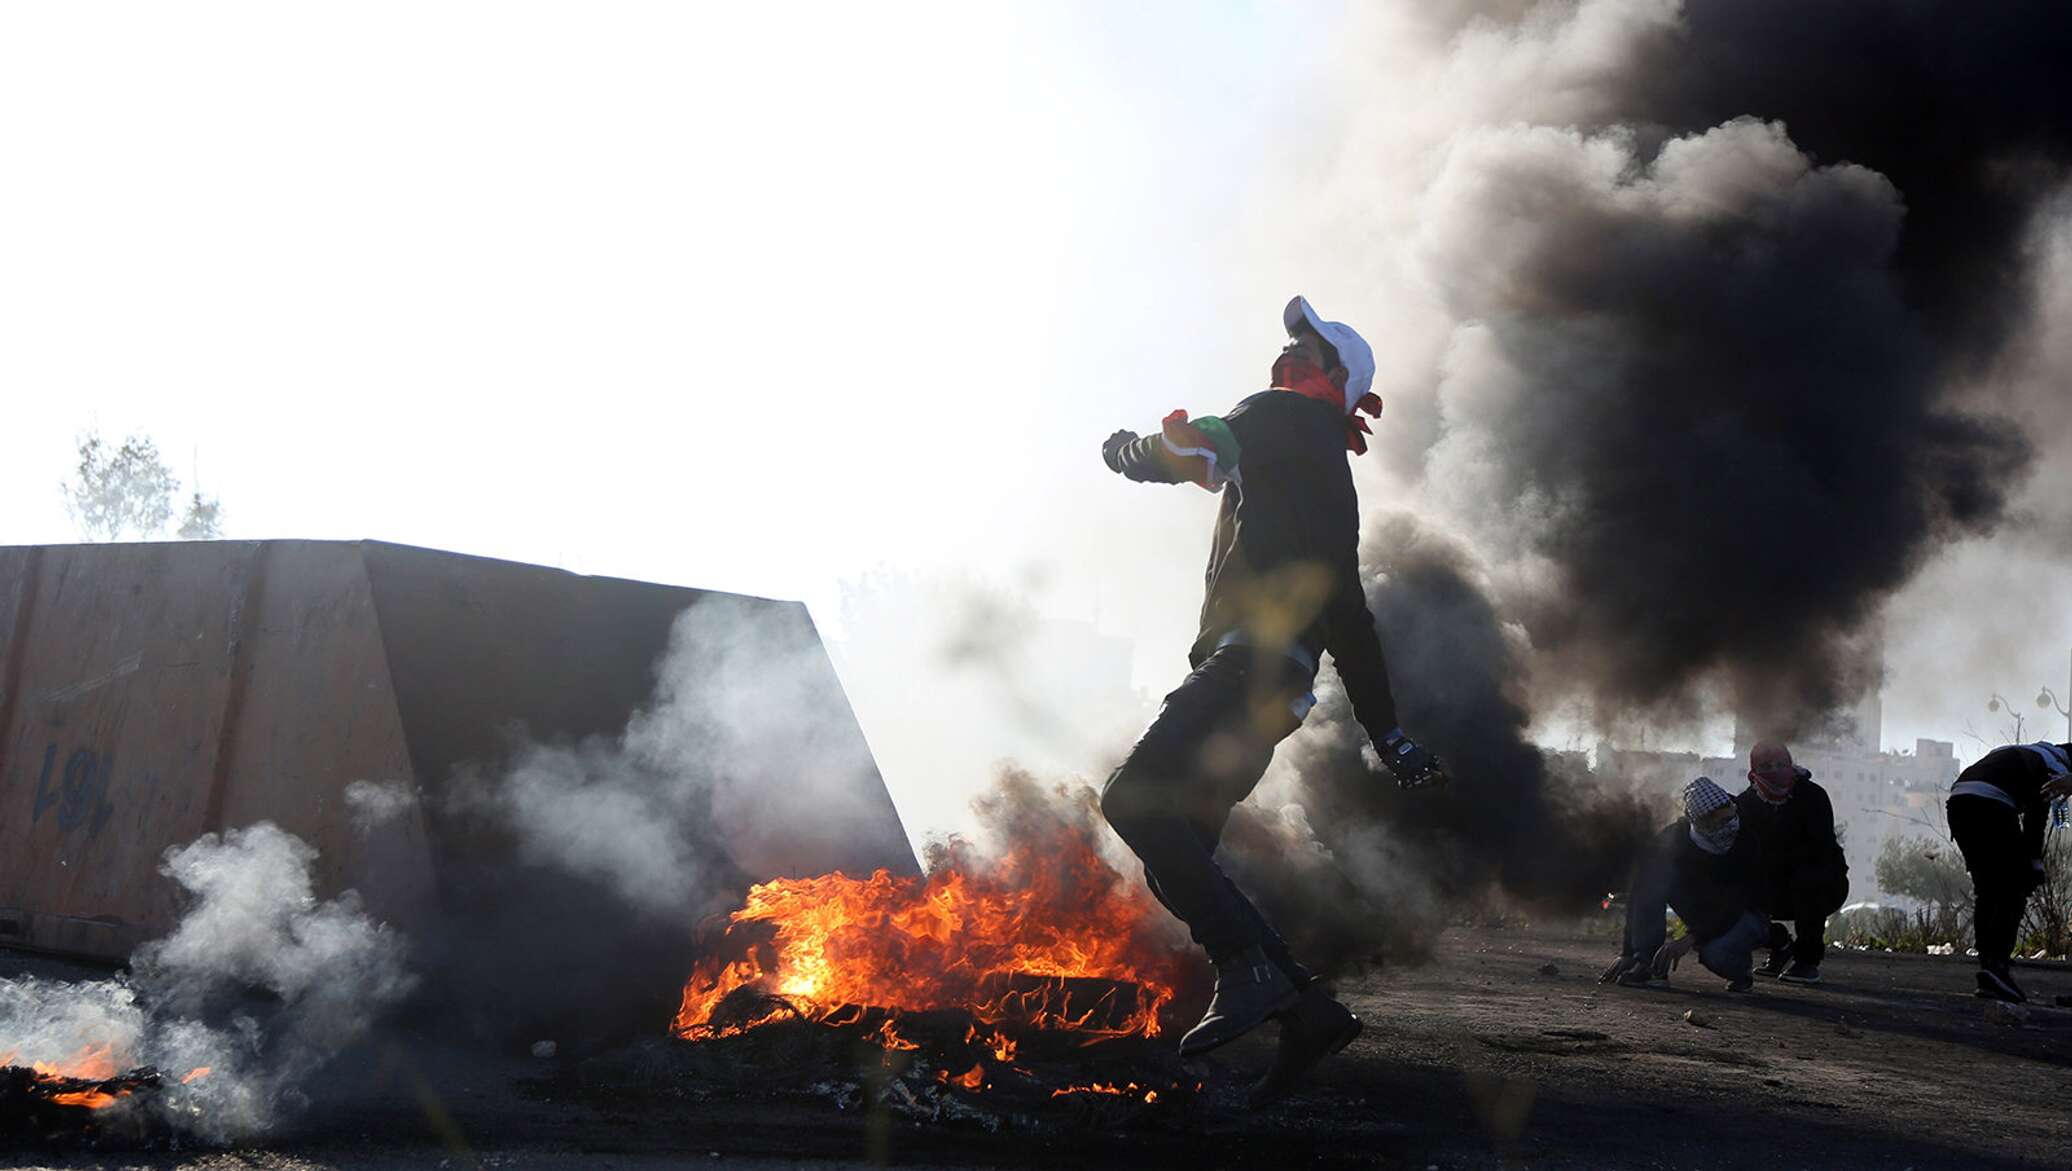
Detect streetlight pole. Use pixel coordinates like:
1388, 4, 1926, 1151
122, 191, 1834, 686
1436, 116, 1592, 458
2040, 672, 2071, 745
1988, 693, 2026, 744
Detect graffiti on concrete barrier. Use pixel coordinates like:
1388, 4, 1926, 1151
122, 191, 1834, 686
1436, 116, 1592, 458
30, 741, 116, 838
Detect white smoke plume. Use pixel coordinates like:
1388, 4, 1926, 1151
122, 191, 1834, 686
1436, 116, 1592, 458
342, 779, 419, 835
0, 822, 415, 1143
456, 594, 909, 921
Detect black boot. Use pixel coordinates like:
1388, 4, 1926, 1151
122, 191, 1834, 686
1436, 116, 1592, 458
1976, 965, 2026, 1003
1179, 946, 1300, 1058
1247, 985, 1362, 1108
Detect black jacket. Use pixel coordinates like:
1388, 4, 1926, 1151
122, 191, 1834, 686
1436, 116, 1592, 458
1954, 743, 2072, 863
1734, 778, 1846, 889
1643, 819, 1764, 942
1108, 389, 1397, 737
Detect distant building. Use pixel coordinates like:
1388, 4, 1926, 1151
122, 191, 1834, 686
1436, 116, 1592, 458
1709, 715, 1960, 899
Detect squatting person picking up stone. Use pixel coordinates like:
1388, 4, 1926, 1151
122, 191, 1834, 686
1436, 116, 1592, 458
1096, 295, 1448, 1107
1601, 777, 1768, 993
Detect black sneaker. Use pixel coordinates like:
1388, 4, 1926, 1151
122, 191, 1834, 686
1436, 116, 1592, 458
1615, 968, 1666, 989
1757, 949, 1792, 979
1726, 976, 1755, 993
1975, 967, 2026, 1004
1778, 961, 1822, 984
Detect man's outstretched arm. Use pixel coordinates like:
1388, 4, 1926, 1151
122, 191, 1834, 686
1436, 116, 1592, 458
1101, 428, 1190, 484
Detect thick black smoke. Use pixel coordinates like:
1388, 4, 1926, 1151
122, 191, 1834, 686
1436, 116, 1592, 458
1404, 0, 2072, 732
1619, 0, 2072, 363
1223, 513, 1655, 973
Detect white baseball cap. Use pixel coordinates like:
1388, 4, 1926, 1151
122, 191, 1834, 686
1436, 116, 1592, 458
1283, 295, 1376, 414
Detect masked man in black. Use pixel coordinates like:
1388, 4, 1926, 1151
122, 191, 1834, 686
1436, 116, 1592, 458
1737, 742, 1849, 985
1098, 296, 1447, 1105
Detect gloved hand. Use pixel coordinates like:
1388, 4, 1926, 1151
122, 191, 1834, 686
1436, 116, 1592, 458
1101, 429, 1139, 472
1598, 954, 1640, 984
1377, 727, 1449, 790
1650, 935, 1693, 978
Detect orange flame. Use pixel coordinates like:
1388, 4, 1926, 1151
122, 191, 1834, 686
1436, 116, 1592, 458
672, 821, 1183, 1047
26, 1042, 121, 1081
181, 1066, 213, 1084
3, 1043, 133, 1110
1050, 1080, 1163, 1103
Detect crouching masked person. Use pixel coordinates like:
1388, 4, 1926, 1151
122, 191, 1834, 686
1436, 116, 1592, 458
1737, 742, 1849, 984
1097, 296, 1448, 1106
1600, 777, 1768, 993
1947, 740, 2072, 1003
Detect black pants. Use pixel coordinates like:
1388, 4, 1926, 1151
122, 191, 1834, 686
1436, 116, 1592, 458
1947, 795, 2033, 970
1762, 863, 1850, 965
1100, 646, 1313, 984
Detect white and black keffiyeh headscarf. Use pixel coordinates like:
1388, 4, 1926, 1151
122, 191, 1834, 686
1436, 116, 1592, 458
1684, 776, 1740, 855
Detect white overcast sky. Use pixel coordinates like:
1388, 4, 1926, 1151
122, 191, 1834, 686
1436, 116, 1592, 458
5, 3, 2068, 838
0, 1, 1312, 626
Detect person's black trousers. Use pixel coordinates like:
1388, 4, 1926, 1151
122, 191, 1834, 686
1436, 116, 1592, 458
1100, 646, 1314, 985
1762, 863, 1850, 965
1947, 794, 2032, 971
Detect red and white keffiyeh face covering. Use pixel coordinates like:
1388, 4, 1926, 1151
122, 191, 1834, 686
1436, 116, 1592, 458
1749, 762, 1804, 805
1270, 354, 1385, 454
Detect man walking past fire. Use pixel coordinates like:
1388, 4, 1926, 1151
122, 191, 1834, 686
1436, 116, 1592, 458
1947, 739, 2072, 1003
1096, 295, 1447, 1105
1736, 742, 1849, 984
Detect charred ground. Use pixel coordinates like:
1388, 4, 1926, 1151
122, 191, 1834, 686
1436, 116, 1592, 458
5, 922, 2067, 1171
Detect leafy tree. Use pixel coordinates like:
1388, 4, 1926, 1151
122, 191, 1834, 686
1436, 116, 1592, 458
60, 430, 227, 542
1874, 834, 1972, 913
61, 432, 177, 541
176, 491, 224, 539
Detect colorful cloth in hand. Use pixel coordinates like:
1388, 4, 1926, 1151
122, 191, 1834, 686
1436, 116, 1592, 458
1160, 409, 1242, 492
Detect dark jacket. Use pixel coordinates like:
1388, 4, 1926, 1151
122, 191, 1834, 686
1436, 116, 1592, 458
1107, 389, 1398, 737
1734, 777, 1846, 892
1954, 743, 2072, 863
1643, 819, 1764, 943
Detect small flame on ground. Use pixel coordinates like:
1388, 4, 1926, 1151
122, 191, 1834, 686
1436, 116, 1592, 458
962, 1025, 1017, 1064
863, 1022, 917, 1052
2, 1043, 139, 1112
48, 1090, 123, 1109
941, 1063, 985, 1091
1049, 1080, 1162, 1103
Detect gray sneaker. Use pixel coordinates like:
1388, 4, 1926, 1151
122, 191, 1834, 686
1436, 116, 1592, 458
1778, 961, 1822, 984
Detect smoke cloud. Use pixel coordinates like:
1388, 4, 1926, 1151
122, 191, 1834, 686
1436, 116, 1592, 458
1241, 0, 2072, 740
1147, 0, 2072, 954
0, 823, 414, 1142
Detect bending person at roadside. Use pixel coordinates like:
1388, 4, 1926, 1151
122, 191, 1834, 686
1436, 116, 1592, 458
1600, 777, 1768, 993
1097, 295, 1448, 1106
1946, 740, 2072, 1003
1736, 742, 1849, 984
